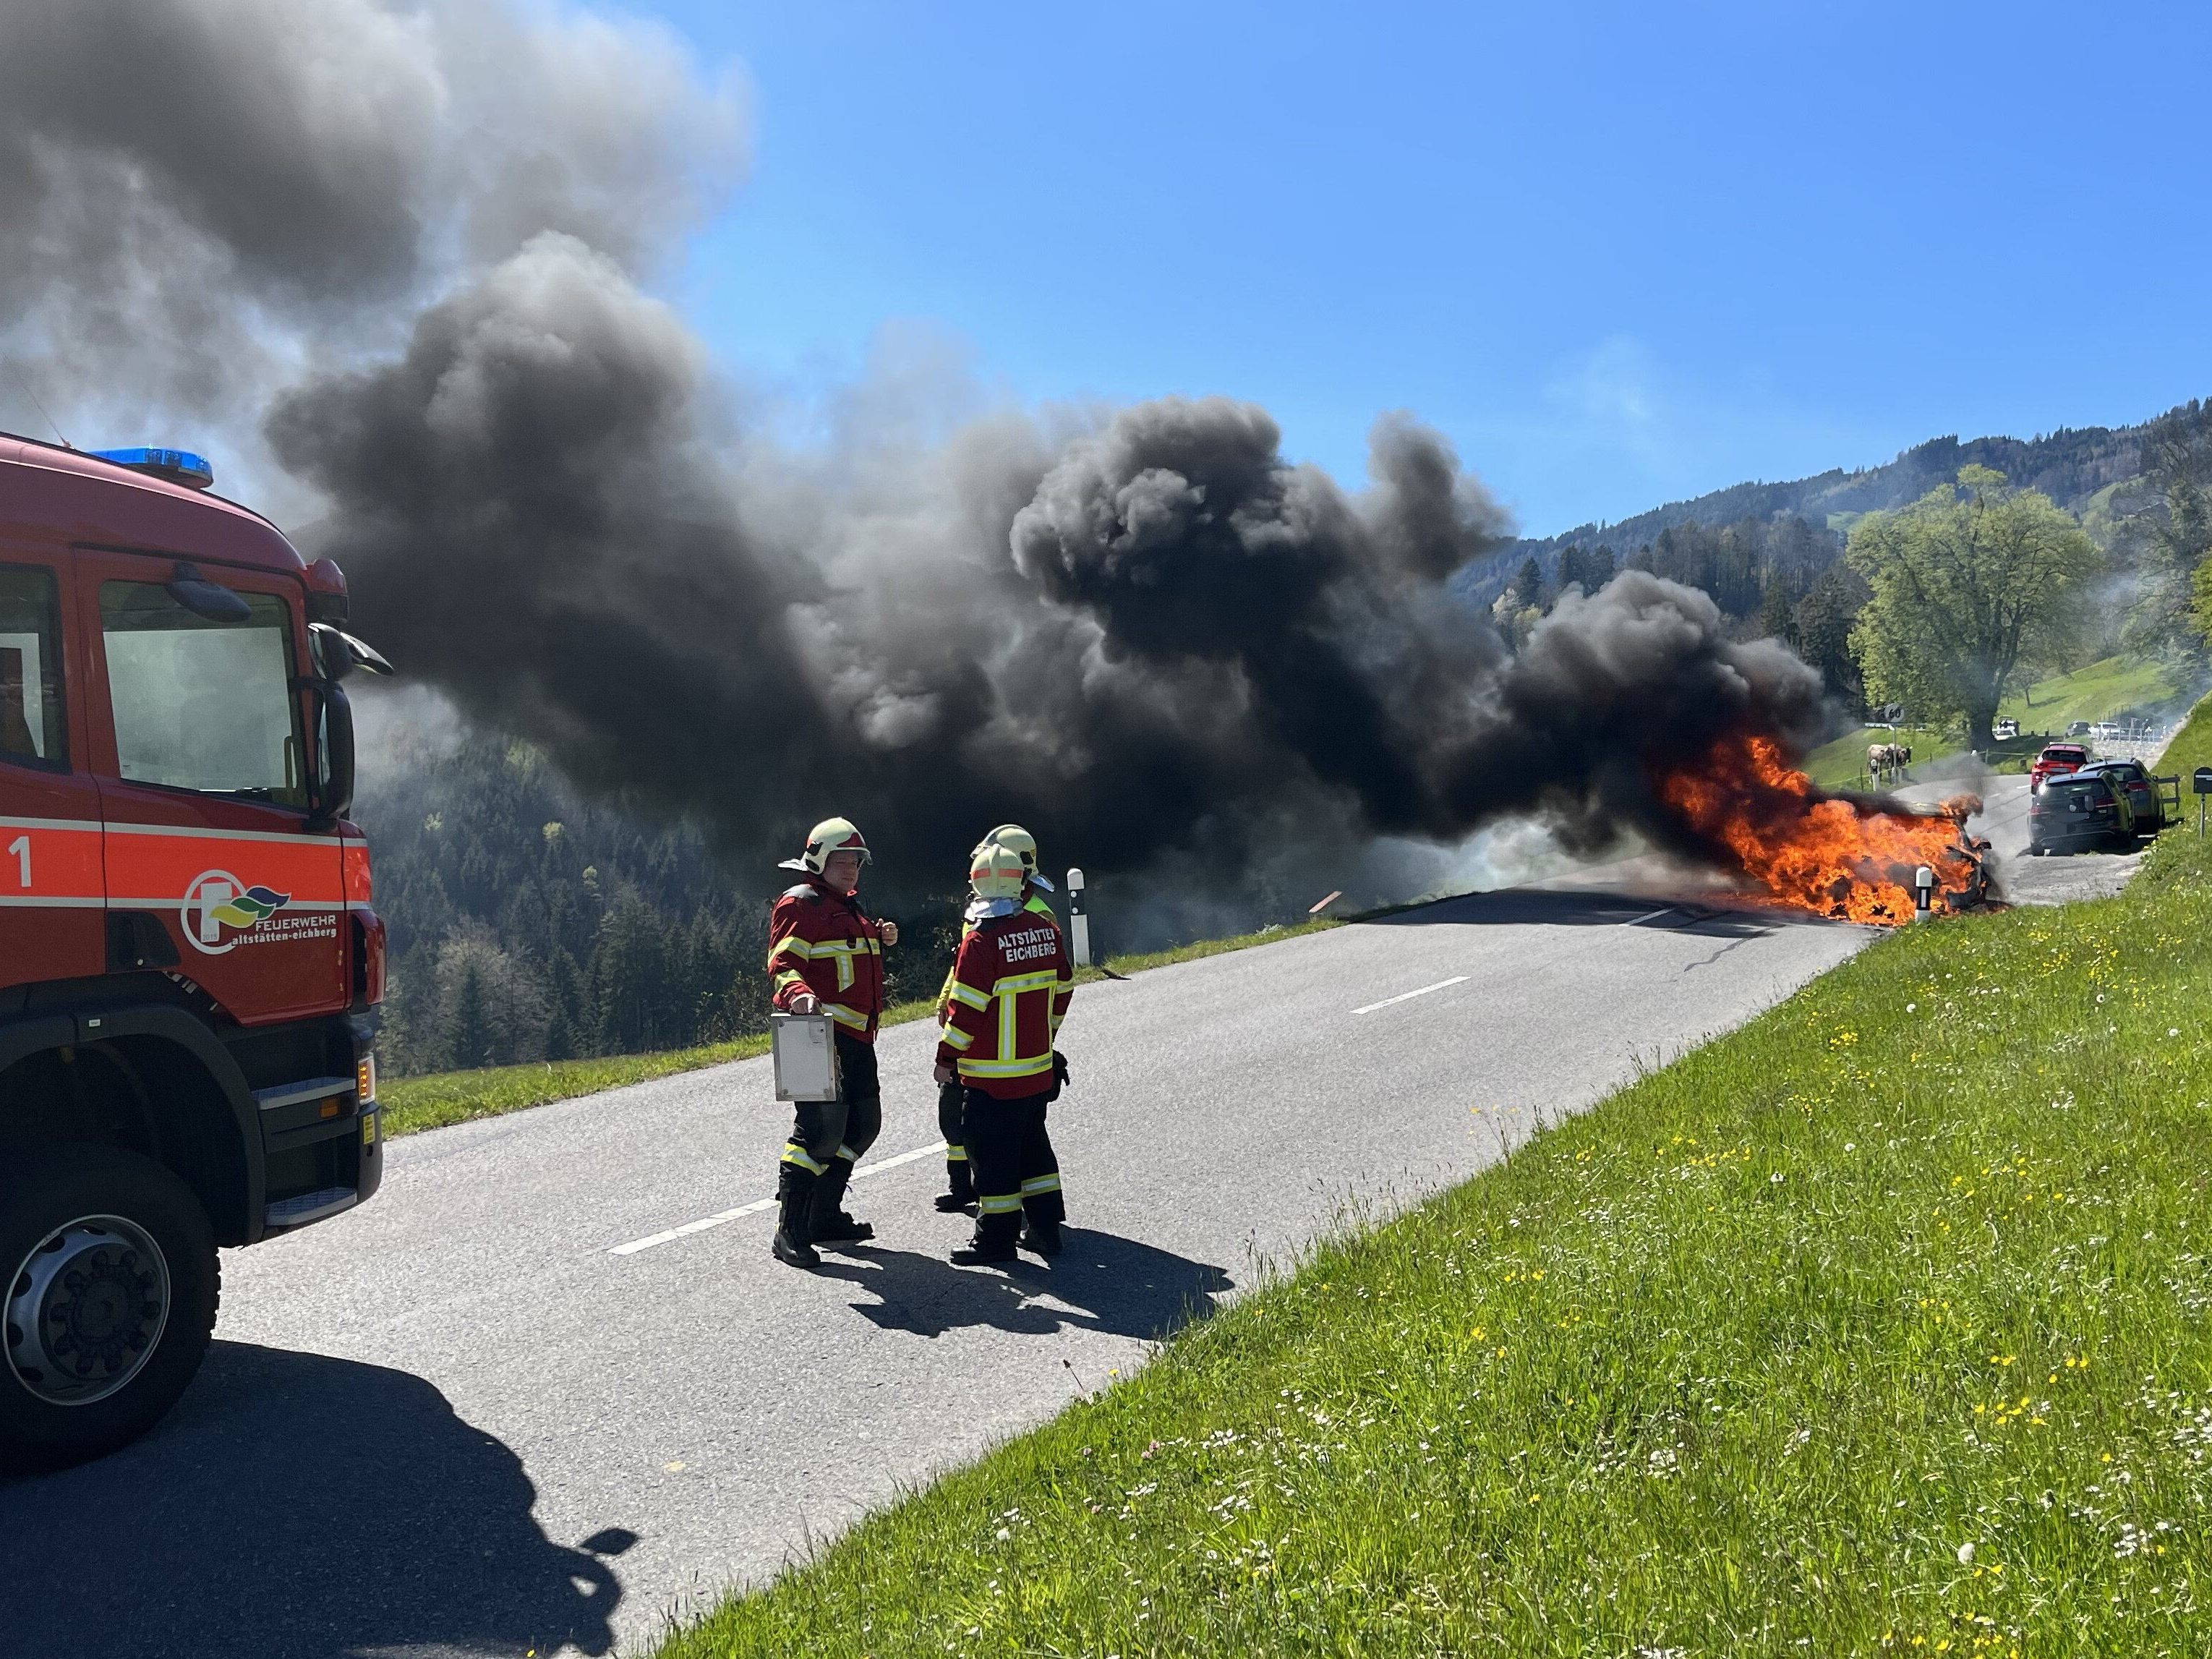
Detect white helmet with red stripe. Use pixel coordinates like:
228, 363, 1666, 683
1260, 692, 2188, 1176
973, 822, 1053, 891
780, 816, 871, 875
968, 839, 1027, 901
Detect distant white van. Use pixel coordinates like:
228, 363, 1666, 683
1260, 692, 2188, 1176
2089, 721, 2123, 746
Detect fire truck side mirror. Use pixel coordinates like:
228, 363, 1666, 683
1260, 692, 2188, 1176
309, 623, 393, 683
306, 675, 356, 832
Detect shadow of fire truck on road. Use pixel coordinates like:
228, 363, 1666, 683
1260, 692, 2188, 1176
0, 1342, 633, 1659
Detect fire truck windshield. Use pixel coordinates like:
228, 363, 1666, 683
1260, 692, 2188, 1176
101, 580, 307, 806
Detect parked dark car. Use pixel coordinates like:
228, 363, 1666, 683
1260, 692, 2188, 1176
2079, 759, 2161, 832
2028, 769, 2128, 853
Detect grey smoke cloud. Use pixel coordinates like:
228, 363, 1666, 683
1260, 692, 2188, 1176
6, 0, 1834, 905
0, 0, 743, 464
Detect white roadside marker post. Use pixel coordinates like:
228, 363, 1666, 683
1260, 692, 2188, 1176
1066, 866, 1091, 967
1913, 864, 1934, 920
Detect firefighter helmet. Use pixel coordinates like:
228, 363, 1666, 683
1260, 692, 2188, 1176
974, 822, 1053, 892
968, 839, 1028, 901
780, 816, 871, 875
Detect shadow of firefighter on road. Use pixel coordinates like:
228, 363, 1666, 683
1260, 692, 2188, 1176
0, 1342, 634, 1659
811, 1227, 1234, 1342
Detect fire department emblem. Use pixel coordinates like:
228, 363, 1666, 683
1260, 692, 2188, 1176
182, 869, 291, 955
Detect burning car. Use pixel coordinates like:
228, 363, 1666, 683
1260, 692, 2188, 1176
1662, 738, 1998, 924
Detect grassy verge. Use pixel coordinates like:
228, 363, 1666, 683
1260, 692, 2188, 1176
657, 713, 2212, 1658
1999, 654, 2182, 734
380, 920, 1345, 1138
1802, 723, 1960, 790
1799, 659, 2190, 792
383, 1032, 774, 1137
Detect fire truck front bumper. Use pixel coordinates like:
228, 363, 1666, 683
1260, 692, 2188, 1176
256, 1020, 383, 1234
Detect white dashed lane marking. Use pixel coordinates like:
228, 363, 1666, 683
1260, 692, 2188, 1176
1350, 976, 1469, 1016
607, 1140, 949, 1256
618, 894, 1694, 1255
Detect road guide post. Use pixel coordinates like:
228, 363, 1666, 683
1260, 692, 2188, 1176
1913, 864, 1934, 920
1066, 866, 1091, 967
2195, 767, 2212, 837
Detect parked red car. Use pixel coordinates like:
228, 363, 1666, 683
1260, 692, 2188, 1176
2029, 743, 2089, 792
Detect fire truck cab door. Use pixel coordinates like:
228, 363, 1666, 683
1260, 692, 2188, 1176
80, 550, 346, 1025
0, 552, 105, 986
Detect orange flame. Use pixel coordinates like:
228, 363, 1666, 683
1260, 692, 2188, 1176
1660, 735, 1978, 925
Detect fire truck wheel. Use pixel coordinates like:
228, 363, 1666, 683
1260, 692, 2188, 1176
0, 1144, 221, 1476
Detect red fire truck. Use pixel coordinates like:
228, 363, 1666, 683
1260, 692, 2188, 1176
1, 435, 388, 1472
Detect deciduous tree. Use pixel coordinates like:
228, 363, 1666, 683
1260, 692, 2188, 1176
1847, 467, 2098, 749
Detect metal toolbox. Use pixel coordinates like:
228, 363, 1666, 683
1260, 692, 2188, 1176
769, 1012, 841, 1101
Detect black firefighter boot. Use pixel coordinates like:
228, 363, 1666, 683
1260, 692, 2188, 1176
934, 1155, 976, 1214
809, 1159, 876, 1245
934, 1083, 975, 1213
952, 1208, 1020, 1266
1021, 1176, 1067, 1256
772, 1164, 821, 1268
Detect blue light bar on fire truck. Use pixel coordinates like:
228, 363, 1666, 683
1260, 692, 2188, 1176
88, 446, 215, 490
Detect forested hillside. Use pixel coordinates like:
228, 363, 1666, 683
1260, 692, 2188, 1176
354, 716, 962, 1077
1455, 397, 2212, 610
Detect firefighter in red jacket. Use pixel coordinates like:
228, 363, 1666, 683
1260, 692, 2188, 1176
766, 816, 899, 1269
935, 840, 1074, 1264
934, 823, 1059, 1214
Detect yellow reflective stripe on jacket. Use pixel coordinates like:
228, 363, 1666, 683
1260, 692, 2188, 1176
948, 981, 992, 1011
957, 1053, 1054, 1079
770, 935, 880, 960
992, 968, 1060, 1066
774, 934, 879, 993
824, 1002, 870, 1031
939, 1022, 975, 1051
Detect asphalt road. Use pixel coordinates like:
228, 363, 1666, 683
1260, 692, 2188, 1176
4, 887, 1879, 1658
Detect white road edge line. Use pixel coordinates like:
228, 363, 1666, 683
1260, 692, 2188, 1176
607, 1140, 950, 1257
1350, 975, 1469, 1016
1624, 905, 1679, 927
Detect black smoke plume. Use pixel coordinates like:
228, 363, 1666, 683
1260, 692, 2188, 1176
7, 0, 1832, 908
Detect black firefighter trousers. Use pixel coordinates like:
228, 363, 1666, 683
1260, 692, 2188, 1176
778, 1032, 883, 1226
962, 1084, 1062, 1246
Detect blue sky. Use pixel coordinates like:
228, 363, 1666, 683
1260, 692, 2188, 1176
647, 1, 2212, 537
